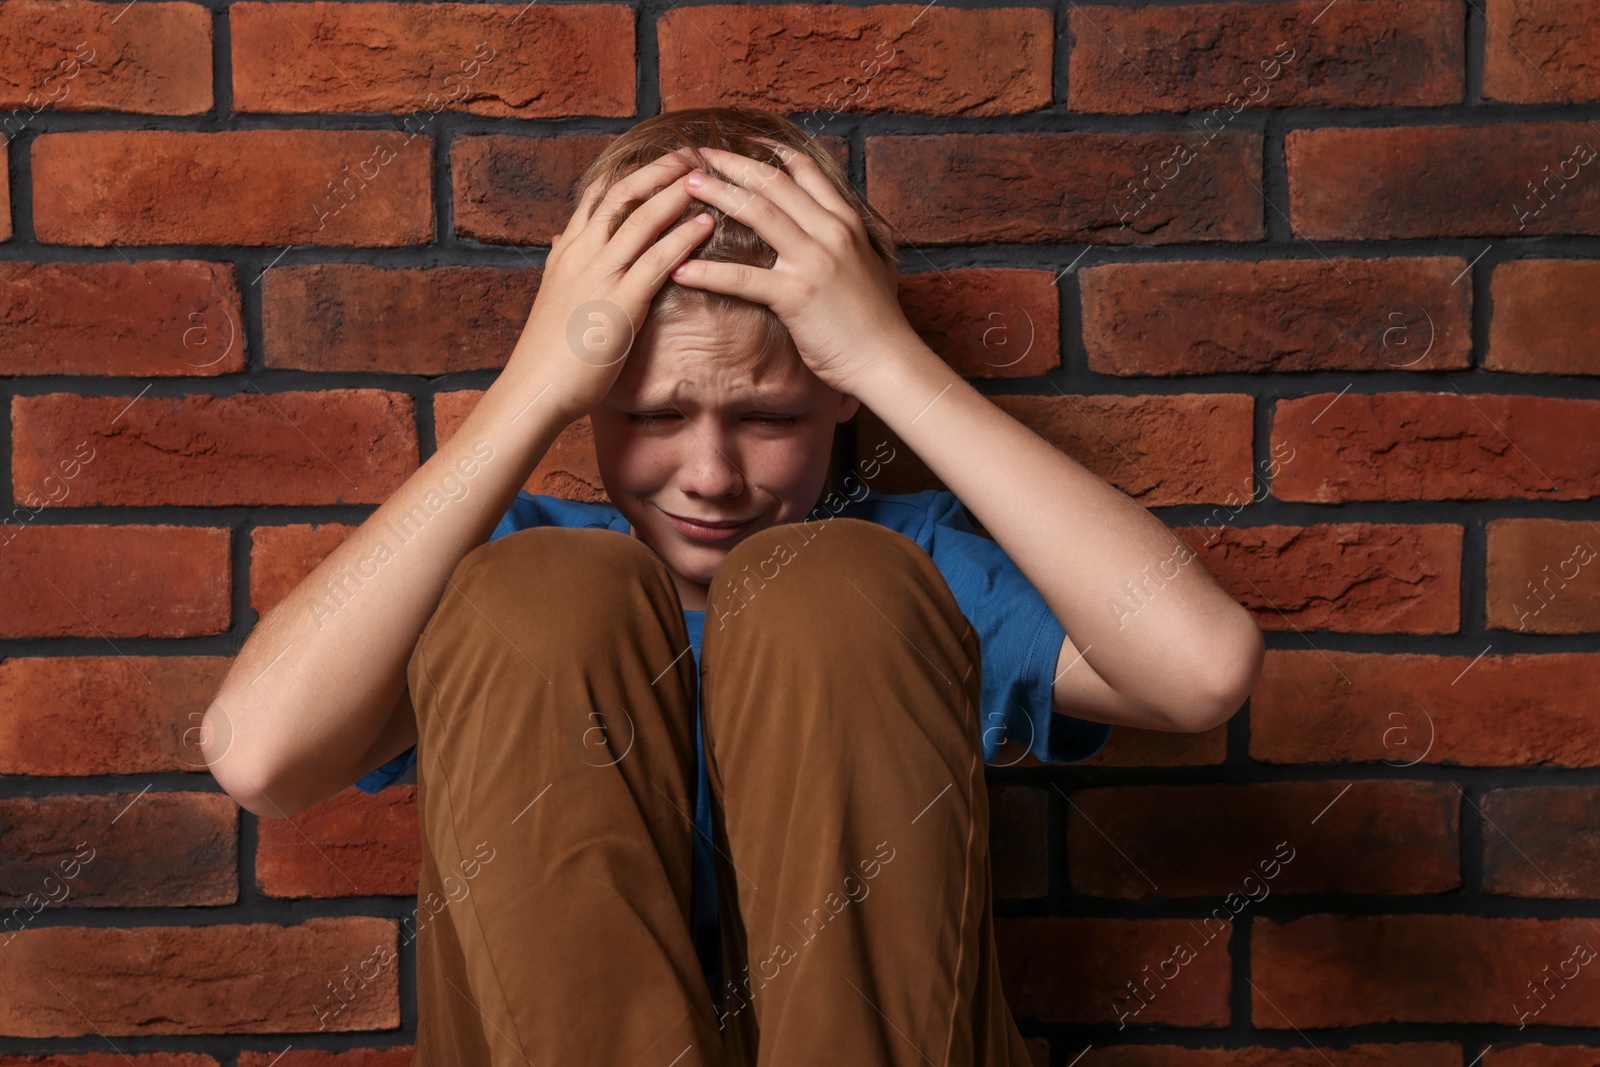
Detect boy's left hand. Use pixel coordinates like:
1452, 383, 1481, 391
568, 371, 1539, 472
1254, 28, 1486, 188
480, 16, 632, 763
669, 140, 917, 397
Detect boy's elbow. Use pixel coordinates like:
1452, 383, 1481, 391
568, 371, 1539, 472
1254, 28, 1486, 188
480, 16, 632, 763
1174, 617, 1265, 733
201, 706, 306, 820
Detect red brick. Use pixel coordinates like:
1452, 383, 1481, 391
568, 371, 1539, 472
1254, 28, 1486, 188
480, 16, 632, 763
1065, 725, 1226, 768
856, 394, 1254, 504
659, 5, 1050, 115
1080, 257, 1471, 375
1251, 650, 1600, 767
867, 133, 1264, 245
1487, 519, 1600, 634
0, 656, 232, 775
901, 269, 1060, 379
996, 917, 1232, 1026
261, 264, 537, 374
1253, 913, 1600, 1027
1074, 1045, 1460, 1066
232, 3, 631, 116
1068, 781, 1458, 899
0, 918, 396, 1035
0, 1055, 220, 1066
1487, 259, 1600, 375
0, 528, 229, 638
1482, 786, 1600, 898
1287, 122, 1600, 239
989, 786, 1048, 900
237, 1050, 412, 1066
0, 261, 243, 376
12, 391, 418, 506
434, 389, 602, 499
1190, 523, 1461, 634
32, 131, 433, 247
451, 132, 849, 246
0, 0, 211, 115
1487, 1047, 1600, 1067
0, 141, 9, 242
0, 793, 236, 909
1271, 392, 1600, 502
250, 522, 359, 617
1484, 0, 1600, 103
256, 786, 419, 899
452, 133, 615, 245
1069, 1, 1461, 113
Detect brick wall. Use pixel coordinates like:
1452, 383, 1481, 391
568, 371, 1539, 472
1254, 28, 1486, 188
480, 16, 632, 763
2, 0, 1598, 1063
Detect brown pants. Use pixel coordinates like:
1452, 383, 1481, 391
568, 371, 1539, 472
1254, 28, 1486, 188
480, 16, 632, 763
405, 516, 1034, 1066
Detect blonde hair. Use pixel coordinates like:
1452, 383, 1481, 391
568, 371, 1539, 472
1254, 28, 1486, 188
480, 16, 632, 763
573, 106, 899, 378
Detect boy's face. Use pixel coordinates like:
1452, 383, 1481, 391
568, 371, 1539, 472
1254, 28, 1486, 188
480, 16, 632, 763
590, 306, 861, 612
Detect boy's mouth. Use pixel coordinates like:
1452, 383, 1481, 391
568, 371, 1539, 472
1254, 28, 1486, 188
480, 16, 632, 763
659, 506, 765, 543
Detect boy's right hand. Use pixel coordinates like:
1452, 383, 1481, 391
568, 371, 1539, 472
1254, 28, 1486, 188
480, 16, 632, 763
503, 148, 714, 426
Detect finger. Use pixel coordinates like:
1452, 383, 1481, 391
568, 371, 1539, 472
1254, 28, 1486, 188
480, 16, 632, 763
665, 257, 781, 308
749, 138, 860, 221
627, 210, 717, 295
682, 158, 813, 259
700, 143, 851, 238
601, 172, 708, 275
567, 149, 699, 249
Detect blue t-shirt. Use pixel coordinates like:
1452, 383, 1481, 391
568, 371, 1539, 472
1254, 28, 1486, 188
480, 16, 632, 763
353, 488, 1112, 996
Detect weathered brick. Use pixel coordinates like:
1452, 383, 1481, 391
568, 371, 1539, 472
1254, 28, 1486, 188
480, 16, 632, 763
1189, 523, 1461, 634
0, 261, 243, 376
1287, 122, 1600, 239
867, 133, 1264, 245
996, 917, 1232, 1027
1271, 392, 1600, 502
855, 394, 1254, 505
261, 263, 539, 374
1487, 258, 1600, 375
250, 523, 358, 617
1484, 0, 1600, 103
256, 786, 419, 899
232, 3, 631, 116
1486, 518, 1600, 634
659, 6, 1051, 115
434, 389, 601, 499
1483, 786, 1600, 898
32, 131, 433, 247
0, 1054, 221, 1065
1080, 257, 1471, 375
989, 785, 1048, 900
0, 656, 232, 776
1251, 650, 1600, 767
0, 0, 211, 116
237, 1050, 412, 1066
1069, 1, 1461, 113
12, 391, 418, 506
0, 141, 9, 242
1486, 1046, 1600, 1067
0, 528, 230, 639
452, 133, 615, 246
1253, 914, 1600, 1027
0, 918, 397, 1035
1068, 781, 1458, 899
0, 793, 236, 909
901, 269, 1060, 379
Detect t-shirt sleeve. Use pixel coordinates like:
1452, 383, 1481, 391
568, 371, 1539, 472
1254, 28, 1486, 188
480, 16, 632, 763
919, 491, 1112, 766
352, 744, 417, 793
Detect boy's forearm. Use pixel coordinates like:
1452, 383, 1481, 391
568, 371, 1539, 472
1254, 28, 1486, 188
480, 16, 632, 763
208, 372, 571, 813
849, 332, 1261, 723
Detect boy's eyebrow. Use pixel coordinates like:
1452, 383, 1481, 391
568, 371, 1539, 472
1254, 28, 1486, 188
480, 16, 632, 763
632, 386, 810, 409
